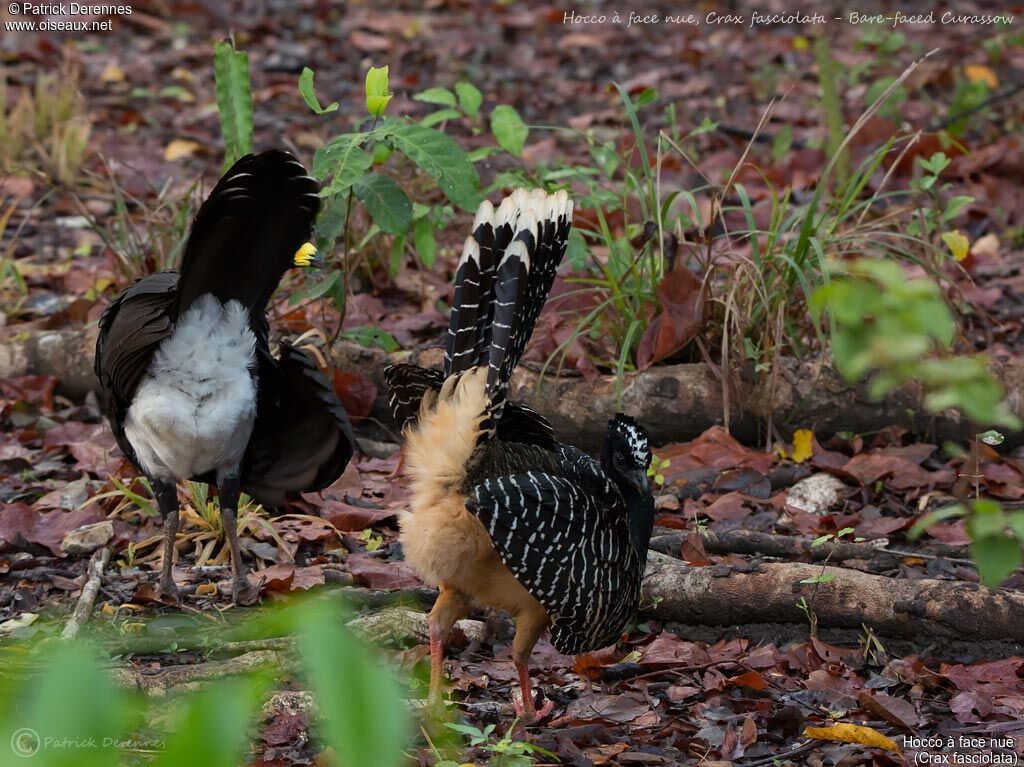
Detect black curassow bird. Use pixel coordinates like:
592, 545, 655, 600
384, 188, 655, 720
94, 150, 354, 604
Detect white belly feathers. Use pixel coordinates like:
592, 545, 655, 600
124, 294, 258, 482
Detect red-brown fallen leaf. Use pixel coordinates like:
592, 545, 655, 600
721, 716, 758, 760
680, 530, 710, 566
854, 515, 909, 539
0, 437, 32, 462
332, 369, 377, 421
561, 692, 653, 725
940, 657, 1024, 690
660, 427, 774, 476
703, 491, 752, 522
272, 515, 338, 543
666, 684, 702, 701
640, 630, 712, 666
923, 520, 971, 546
260, 713, 308, 746
841, 453, 953, 490
812, 637, 863, 665
636, 267, 705, 369
0, 375, 57, 410
346, 553, 422, 590
356, 455, 400, 474
728, 670, 769, 691
573, 646, 621, 680
804, 667, 862, 703
857, 691, 919, 731
305, 461, 365, 505
744, 644, 781, 669
320, 501, 397, 532
249, 563, 325, 594
949, 689, 994, 723
0, 503, 105, 556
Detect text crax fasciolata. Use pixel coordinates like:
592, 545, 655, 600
94, 150, 354, 604
384, 189, 655, 719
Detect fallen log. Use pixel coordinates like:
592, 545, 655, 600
5, 327, 1022, 448
648, 529, 974, 568
640, 551, 1024, 642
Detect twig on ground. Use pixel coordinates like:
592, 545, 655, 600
60, 547, 111, 641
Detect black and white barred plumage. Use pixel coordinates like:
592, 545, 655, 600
467, 436, 652, 654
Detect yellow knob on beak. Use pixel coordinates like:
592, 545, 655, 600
293, 242, 324, 268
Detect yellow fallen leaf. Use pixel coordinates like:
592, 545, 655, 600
164, 139, 201, 162
941, 230, 970, 262
100, 62, 125, 83
790, 429, 814, 464
804, 723, 900, 753
196, 582, 218, 597
965, 64, 998, 88
171, 67, 195, 82
792, 36, 810, 52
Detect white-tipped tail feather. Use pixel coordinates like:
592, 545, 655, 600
442, 187, 574, 434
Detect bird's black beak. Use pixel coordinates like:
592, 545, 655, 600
293, 242, 325, 269
629, 468, 650, 495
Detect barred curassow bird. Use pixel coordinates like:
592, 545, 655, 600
94, 150, 354, 604
384, 189, 655, 719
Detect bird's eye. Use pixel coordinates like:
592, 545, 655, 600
613, 451, 625, 467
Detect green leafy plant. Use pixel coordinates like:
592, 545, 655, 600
298, 63, 485, 324
647, 453, 670, 487
797, 527, 862, 637
434, 722, 557, 767
812, 257, 1019, 429
213, 38, 253, 167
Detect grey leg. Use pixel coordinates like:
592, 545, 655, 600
217, 470, 258, 605
152, 479, 180, 601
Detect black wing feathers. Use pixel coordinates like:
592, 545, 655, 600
241, 341, 355, 507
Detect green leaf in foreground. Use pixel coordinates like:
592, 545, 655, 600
353, 173, 412, 234
490, 104, 528, 155
153, 677, 268, 767
299, 67, 339, 114
296, 599, 409, 767
378, 119, 481, 210
213, 39, 253, 166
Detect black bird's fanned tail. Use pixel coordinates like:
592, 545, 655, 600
443, 189, 573, 430
176, 150, 320, 318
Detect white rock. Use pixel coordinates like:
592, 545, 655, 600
61, 520, 114, 556
786, 473, 849, 515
